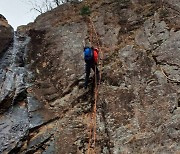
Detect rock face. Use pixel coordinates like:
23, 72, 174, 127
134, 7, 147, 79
0, 14, 14, 55
0, 33, 58, 153
1, 0, 180, 153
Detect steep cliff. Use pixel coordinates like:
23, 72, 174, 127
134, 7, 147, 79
2, 0, 180, 153
0, 14, 14, 55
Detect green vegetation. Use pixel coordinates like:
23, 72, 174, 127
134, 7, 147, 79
80, 6, 91, 16
159, 8, 169, 18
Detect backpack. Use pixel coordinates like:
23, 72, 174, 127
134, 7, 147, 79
84, 47, 93, 61
93, 49, 98, 63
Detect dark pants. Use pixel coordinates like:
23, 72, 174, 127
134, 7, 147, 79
85, 62, 100, 88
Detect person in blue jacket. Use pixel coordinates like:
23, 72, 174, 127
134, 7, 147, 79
84, 46, 99, 89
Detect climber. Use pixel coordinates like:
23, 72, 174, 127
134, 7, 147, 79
84, 46, 100, 89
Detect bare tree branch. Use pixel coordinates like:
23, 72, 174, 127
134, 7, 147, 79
23, 0, 82, 14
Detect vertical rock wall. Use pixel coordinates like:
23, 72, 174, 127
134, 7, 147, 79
6, 0, 180, 153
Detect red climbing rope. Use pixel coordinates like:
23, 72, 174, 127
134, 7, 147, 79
87, 16, 104, 154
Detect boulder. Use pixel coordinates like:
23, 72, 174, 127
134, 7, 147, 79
0, 14, 14, 54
